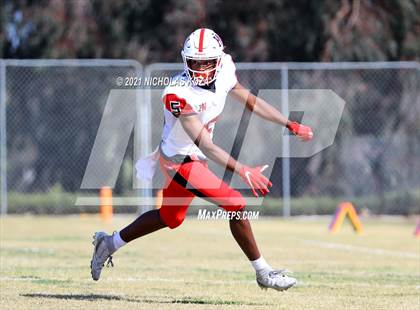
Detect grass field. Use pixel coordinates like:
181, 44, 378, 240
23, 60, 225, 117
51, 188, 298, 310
0, 215, 419, 309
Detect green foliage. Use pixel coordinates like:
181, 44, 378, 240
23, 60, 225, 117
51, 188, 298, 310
7, 189, 419, 215
262, 189, 420, 216
8, 186, 78, 214
3, 0, 419, 61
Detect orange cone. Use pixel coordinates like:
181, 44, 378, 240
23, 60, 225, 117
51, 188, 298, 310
329, 202, 363, 234
100, 187, 113, 223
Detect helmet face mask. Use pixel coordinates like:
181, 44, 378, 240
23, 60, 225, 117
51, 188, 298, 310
181, 28, 224, 86
183, 55, 221, 86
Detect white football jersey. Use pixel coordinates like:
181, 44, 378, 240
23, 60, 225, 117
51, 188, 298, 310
160, 54, 237, 159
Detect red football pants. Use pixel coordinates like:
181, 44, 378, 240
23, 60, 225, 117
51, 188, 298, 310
158, 156, 246, 229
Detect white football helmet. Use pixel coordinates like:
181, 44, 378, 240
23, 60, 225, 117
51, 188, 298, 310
181, 28, 224, 86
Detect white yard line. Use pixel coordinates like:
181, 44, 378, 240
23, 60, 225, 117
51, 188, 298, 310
297, 238, 419, 259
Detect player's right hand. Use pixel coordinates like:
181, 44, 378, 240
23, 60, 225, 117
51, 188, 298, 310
239, 165, 272, 197
286, 121, 313, 141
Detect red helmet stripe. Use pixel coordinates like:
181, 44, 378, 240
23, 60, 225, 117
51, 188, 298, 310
198, 28, 205, 52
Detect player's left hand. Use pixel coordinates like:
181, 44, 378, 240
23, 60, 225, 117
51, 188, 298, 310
239, 165, 273, 197
286, 121, 313, 141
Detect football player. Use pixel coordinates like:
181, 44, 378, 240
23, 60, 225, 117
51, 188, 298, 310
91, 28, 313, 291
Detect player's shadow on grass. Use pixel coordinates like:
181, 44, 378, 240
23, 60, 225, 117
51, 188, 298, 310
22, 293, 268, 306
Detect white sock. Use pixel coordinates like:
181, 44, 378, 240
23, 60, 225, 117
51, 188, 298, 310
251, 256, 271, 272
112, 231, 127, 251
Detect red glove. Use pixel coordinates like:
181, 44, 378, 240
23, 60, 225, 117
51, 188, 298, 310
286, 121, 313, 141
239, 165, 273, 197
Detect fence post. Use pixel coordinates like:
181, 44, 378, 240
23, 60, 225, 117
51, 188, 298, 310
0, 60, 7, 216
137, 66, 154, 214
281, 65, 291, 217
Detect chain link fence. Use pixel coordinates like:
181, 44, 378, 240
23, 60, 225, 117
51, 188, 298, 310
286, 64, 420, 215
1, 60, 419, 215
0, 60, 143, 214
144, 62, 420, 215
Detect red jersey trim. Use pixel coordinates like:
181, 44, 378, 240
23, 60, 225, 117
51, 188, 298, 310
163, 93, 196, 117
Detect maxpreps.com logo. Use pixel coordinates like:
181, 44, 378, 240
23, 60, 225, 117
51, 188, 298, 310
197, 209, 259, 220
